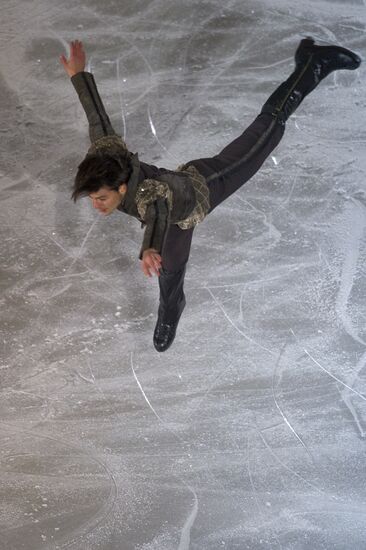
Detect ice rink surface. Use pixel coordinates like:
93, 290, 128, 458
1, 0, 365, 548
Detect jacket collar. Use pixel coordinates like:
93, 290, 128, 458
119, 152, 141, 217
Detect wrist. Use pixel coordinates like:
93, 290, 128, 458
69, 69, 84, 78
143, 248, 158, 257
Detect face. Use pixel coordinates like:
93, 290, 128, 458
88, 184, 127, 215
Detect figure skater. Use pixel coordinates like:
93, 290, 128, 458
60, 37, 361, 351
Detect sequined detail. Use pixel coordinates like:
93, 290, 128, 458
135, 180, 173, 221
175, 164, 210, 229
88, 137, 210, 231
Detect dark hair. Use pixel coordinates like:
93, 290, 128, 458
72, 150, 132, 202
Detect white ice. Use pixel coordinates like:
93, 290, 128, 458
1, 0, 365, 549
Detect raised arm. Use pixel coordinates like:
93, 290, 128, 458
60, 40, 117, 143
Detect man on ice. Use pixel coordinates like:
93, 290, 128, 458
60, 38, 361, 352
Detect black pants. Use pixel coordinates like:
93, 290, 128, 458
159, 113, 284, 318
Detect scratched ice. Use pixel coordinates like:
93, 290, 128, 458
1, 0, 365, 549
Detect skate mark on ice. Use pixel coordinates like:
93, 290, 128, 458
124, 85, 156, 109
106, 25, 179, 161
130, 353, 187, 446
26, 217, 72, 258
339, 23, 365, 33
290, 330, 366, 403
91, 53, 128, 140
206, 287, 275, 355
179, 3, 234, 76
116, 56, 127, 141
275, 197, 338, 280
80, 357, 125, 428
281, 169, 299, 207
178, 486, 199, 550
9, 388, 63, 404
46, 283, 72, 300
197, 264, 301, 290
145, 1, 193, 155
246, 436, 265, 528
245, 56, 292, 71
335, 199, 366, 346
255, 425, 336, 499
0, 421, 118, 548
339, 350, 366, 439
246, 433, 284, 550
130, 354, 200, 542
40, 270, 90, 282
121, 34, 179, 161
174, 2, 260, 139
51, 31, 69, 55
148, 105, 181, 164
27, 214, 129, 297
28, 217, 116, 298
65, 219, 98, 273
25, 219, 111, 295
185, 361, 235, 421
75, 366, 95, 385
240, 198, 282, 244
334, 199, 366, 437
272, 342, 313, 460
246, 433, 264, 519
131, 352, 166, 425
314, 240, 333, 276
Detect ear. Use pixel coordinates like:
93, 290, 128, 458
118, 183, 127, 195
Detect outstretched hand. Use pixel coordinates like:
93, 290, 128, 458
60, 40, 86, 77
141, 249, 162, 277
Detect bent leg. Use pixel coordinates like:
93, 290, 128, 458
188, 112, 284, 211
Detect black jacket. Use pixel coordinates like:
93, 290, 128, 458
71, 72, 210, 256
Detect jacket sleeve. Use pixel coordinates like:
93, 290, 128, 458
71, 71, 117, 143
139, 199, 170, 258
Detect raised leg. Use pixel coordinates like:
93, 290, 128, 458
153, 37, 361, 352
261, 37, 361, 123
188, 112, 284, 211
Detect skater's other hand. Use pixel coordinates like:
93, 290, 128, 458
60, 40, 86, 77
141, 249, 162, 277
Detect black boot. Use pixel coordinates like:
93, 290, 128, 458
261, 37, 361, 124
153, 266, 186, 352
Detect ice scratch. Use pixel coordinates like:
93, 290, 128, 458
206, 287, 275, 356
242, 198, 282, 243
340, 349, 366, 438
246, 433, 263, 519
116, 57, 127, 141
335, 199, 366, 347
256, 426, 334, 498
272, 342, 313, 460
147, 105, 181, 163
178, 486, 199, 550
66, 219, 98, 272
130, 352, 165, 424
334, 199, 366, 436
246, 433, 283, 550
291, 330, 366, 403
185, 361, 234, 421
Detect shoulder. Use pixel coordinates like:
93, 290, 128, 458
135, 178, 173, 219
136, 178, 172, 199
